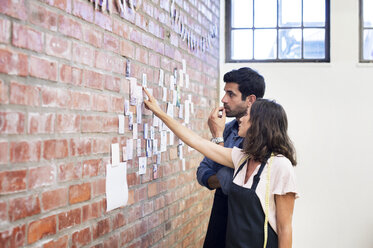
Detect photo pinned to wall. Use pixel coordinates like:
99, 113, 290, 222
137, 139, 141, 157
146, 139, 152, 157
111, 143, 120, 166
118, 115, 125, 134
139, 157, 147, 175
153, 164, 158, 179
126, 139, 133, 160
124, 100, 130, 115
159, 69, 164, 87
106, 162, 128, 212
128, 112, 133, 131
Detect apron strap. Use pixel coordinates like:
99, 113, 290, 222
232, 156, 249, 180
251, 153, 271, 190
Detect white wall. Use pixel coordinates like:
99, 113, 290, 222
220, 0, 373, 247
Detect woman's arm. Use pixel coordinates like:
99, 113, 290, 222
275, 193, 296, 248
143, 87, 234, 168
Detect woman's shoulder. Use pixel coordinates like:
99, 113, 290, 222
271, 155, 294, 171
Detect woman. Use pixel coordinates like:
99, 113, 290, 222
142, 87, 298, 248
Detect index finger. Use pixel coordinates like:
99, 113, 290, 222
142, 86, 151, 99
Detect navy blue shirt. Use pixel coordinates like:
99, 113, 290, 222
196, 119, 243, 194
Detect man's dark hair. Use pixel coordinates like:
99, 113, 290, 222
223, 67, 265, 100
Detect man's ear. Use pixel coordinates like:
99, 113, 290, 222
245, 94, 256, 107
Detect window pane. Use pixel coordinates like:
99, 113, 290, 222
363, 30, 373, 60
232, 0, 253, 28
279, 0, 302, 27
303, 28, 325, 59
254, 29, 277, 59
303, 0, 325, 27
232, 30, 253, 60
363, 0, 373, 27
279, 29, 301, 59
254, 0, 277, 27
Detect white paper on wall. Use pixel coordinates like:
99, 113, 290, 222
179, 70, 184, 87
111, 143, 120, 166
124, 100, 130, 115
182, 59, 186, 73
142, 73, 147, 87
126, 139, 133, 160
172, 90, 177, 105
106, 162, 128, 212
161, 131, 167, 152
159, 69, 164, 87
144, 123, 148, 139
133, 123, 138, 139
184, 100, 190, 124
139, 157, 147, 175
118, 115, 125, 134
153, 114, 160, 127
167, 103, 174, 118
128, 112, 134, 131
178, 104, 183, 119
182, 159, 186, 171
178, 144, 183, 159
150, 126, 155, 139
122, 146, 127, 161
153, 139, 158, 154
170, 75, 175, 90
169, 132, 174, 146
153, 164, 158, 179
130, 78, 137, 105
136, 103, 142, 124
146, 139, 152, 157
137, 139, 142, 157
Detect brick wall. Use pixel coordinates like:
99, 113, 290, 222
0, 0, 220, 247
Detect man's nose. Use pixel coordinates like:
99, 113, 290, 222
221, 95, 227, 103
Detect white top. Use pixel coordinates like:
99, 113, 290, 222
231, 147, 299, 234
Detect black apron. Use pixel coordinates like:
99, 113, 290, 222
226, 159, 278, 248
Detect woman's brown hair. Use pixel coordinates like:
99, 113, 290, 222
242, 99, 297, 166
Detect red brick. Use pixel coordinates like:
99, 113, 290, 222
43, 139, 68, 160
72, 42, 95, 67
0, 142, 7, 164
28, 165, 55, 189
9, 195, 41, 221
104, 235, 119, 248
113, 18, 130, 39
41, 0, 72, 13
82, 201, 102, 222
102, 116, 118, 132
69, 183, 91, 204
28, 112, 55, 134
72, 0, 94, 22
41, 86, 71, 108
72, 227, 91, 247
92, 178, 105, 197
10, 81, 40, 106
12, 23, 43, 52
0, 0, 27, 20
113, 212, 126, 229
29, 3, 58, 31
0, 111, 25, 134
55, 114, 80, 133
42, 188, 68, 211
148, 182, 158, 198
120, 39, 135, 58
82, 159, 101, 177
136, 46, 149, 64
60, 65, 83, 85
149, 52, 160, 68
111, 96, 124, 113
103, 33, 119, 52
58, 162, 81, 182
43, 235, 68, 248
58, 208, 81, 230
0, 48, 28, 76
70, 137, 92, 156
92, 218, 110, 240
83, 26, 102, 47
10, 140, 41, 163
83, 69, 103, 90
95, 51, 124, 74
58, 15, 83, 40
81, 115, 102, 133
0, 80, 8, 104
92, 93, 110, 112
0, 224, 26, 247
27, 215, 56, 244
119, 226, 135, 246
169, 147, 178, 160
45, 33, 71, 59
92, 137, 111, 154
70, 91, 90, 110
104, 75, 121, 92
94, 11, 112, 31
29, 56, 57, 81
0, 18, 10, 43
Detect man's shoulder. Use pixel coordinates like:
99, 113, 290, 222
225, 119, 237, 129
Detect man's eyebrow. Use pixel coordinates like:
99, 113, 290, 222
225, 90, 235, 94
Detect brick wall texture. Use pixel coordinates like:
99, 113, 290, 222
0, 0, 220, 247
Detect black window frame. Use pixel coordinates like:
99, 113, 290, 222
225, 0, 330, 63
360, 0, 373, 62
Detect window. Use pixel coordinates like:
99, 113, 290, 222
360, 0, 373, 62
225, 0, 330, 62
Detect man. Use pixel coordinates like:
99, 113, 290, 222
196, 67, 266, 247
